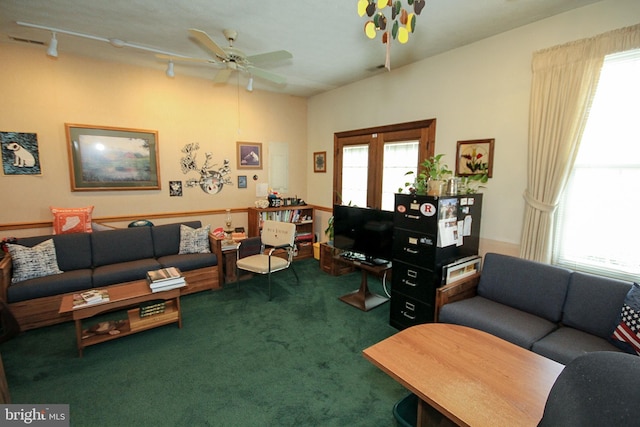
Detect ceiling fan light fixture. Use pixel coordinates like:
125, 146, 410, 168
47, 32, 58, 57
166, 60, 175, 78
246, 76, 253, 92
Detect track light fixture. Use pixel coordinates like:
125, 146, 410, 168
246, 76, 253, 92
47, 32, 58, 58
166, 60, 175, 78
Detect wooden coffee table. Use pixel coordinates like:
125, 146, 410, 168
59, 280, 184, 357
363, 323, 564, 427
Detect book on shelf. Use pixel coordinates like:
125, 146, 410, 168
72, 289, 110, 309
147, 267, 182, 283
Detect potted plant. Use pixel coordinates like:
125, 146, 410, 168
458, 163, 490, 194
399, 154, 452, 196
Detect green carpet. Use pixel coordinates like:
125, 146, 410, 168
1, 260, 408, 426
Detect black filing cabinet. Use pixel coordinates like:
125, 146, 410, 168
390, 193, 482, 330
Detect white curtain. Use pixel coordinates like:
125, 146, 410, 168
520, 23, 640, 262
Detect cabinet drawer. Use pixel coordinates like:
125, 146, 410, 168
392, 262, 438, 304
389, 291, 434, 330
392, 228, 436, 267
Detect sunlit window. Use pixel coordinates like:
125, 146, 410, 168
382, 141, 419, 211
554, 49, 640, 281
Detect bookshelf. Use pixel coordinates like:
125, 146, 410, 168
247, 205, 315, 260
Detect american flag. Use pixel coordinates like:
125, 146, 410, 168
612, 303, 640, 355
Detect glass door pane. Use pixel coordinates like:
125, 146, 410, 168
381, 141, 419, 211
341, 144, 368, 207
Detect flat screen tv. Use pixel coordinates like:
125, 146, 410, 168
332, 204, 394, 264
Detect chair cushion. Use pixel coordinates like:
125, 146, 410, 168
158, 253, 217, 272
91, 227, 155, 267
178, 224, 211, 254
237, 254, 289, 274
7, 270, 93, 303
532, 326, 624, 365
7, 239, 63, 283
16, 233, 93, 271
438, 296, 558, 350
50, 206, 94, 234
92, 259, 161, 287
152, 221, 202, 257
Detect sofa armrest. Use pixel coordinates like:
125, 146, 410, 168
0, 255, 12, 303
435, 272, 480, 322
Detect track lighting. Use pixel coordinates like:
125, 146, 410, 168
47, 32, 58, 58
246, 76, 253, 92
166, 60, 175, 78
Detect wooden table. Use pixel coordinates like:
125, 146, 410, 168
363, 324, 564, 427
59, 280, 184, 357
338, 259, 390, 311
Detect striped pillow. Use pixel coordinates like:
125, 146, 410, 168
611, 283, 640, 355
7, 239, 63, 284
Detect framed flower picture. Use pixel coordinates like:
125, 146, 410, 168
455, 139, 494, 177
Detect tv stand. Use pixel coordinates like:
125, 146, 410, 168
338, 258, 391, 312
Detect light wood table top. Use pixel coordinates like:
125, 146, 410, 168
363, 323, 564, 427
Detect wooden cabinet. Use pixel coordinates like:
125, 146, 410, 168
247, 205, 315, 260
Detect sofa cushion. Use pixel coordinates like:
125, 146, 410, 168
158, 253, 217, 272
92, 259, 161, 288
610, 283, 640, 355
151, 221, 202, 257
50, 206, 94, 234
7, 270, 93, 303
562, 272, 632, 338
477, 253, 571, 322
16, 233, 93, 272
438, 296, 558, 350
91, 227, 155, 267
7, 239, 63, 283
178, 224, 211, 254
532, 326, 624, 365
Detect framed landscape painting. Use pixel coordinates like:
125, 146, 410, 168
65, 124, 160, 191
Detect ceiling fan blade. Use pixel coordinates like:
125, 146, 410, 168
155, 53, 213, 64
246, 50, 293, 65
188, 28, 228, 59
248, 66, 287, 85
213, 68, 233, 84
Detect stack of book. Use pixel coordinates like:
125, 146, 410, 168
146, 267, 186, 293
139, 300, 166, 317
72, 289, 110, 309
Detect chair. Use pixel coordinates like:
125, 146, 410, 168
236, 220, 299, 300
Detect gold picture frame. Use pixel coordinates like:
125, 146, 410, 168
65, 124, 160, 191
313, 151, 326, 173
237, 141, 263, 170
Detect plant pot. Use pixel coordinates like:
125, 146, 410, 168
427, 179, 446, 196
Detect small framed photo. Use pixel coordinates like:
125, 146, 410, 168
313, 151, 326, 173
455, 139, 494, 177
238, 175, 247, 188
237, 141, 262, 170
442, 256, 482, 285
65, 124, 160, 191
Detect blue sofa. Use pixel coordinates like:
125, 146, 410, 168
438, 253, 633, 365
0, 221, 221, 331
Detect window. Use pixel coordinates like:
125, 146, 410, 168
334, 120, 436, 210
554, 49, 640, 281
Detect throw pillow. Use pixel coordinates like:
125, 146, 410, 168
7, 239, 63, 284
610, 283, 640, 355
178, 224, 211, 254
51, 206, 94, 234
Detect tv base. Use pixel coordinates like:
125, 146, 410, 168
339, 263, 390, 312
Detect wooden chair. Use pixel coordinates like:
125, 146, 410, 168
236, 220, 299, 300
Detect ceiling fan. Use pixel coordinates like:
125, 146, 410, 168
158, 28, 292, 85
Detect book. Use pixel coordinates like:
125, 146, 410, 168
72, 289, 110, 309
151, 281, 186, 293
147, 267, 182, 283
148, 276, 185, 289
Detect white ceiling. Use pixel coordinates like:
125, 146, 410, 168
0, 0, 601, 97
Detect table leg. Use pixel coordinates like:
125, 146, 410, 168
75, 319, 84, 358
339, 269, 389, 311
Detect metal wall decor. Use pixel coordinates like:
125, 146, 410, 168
180, 142, 232, 194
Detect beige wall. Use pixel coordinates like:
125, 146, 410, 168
306, 0, 640, 255
0, 43, 307, 236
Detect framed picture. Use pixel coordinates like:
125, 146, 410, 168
313, 151, 326, 173
455, 139, 494, 177
442, 256, 482, 285
238, 175, 247, 188
65, 124, 160, 191
237, 141, 262, 169
1, 131, 42, 175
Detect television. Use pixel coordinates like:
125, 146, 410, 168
332, 204, 394, 264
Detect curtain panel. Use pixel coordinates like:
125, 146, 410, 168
520, 23, 640, 262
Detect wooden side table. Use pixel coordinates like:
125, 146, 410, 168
319, 242, 354, 276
